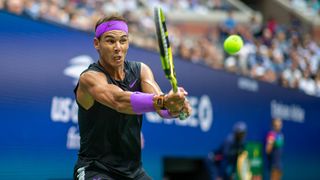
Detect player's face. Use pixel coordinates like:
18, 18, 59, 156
273, 119, 282, 132
95, 30, 129, 68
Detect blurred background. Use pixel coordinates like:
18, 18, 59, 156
0, 0, 320, 179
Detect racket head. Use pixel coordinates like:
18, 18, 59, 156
154, 7, 178, 92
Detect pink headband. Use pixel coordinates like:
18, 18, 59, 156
95, 20, 128, 38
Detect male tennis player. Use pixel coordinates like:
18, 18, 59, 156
73, 14, 192, 180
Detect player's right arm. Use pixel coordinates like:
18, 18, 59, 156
77, 70, 135, 114
76, 70, 188, 116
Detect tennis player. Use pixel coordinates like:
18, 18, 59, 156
73, 14, 192, 180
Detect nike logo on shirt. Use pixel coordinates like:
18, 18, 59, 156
129, 79, 138, 88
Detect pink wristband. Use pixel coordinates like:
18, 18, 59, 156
130, 92, 155, 114
159, 110, 175, 119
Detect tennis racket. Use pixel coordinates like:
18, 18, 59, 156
154, 7, 187, 120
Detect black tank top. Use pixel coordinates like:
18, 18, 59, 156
74, 61, 143, 178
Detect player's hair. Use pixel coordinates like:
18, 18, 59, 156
94, 14, 127, 32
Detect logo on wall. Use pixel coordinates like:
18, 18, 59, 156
146, 95, 214, 132
64, 55, 94, 85
270, 100, 305, 123
51, 55, 93, 150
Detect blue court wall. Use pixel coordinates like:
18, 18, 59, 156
0, 11, 320, 180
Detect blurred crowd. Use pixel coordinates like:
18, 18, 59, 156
1, 0, 320, 97
0, 0, 232, 31
290, 0, 320, 16
225, 15, 320, 97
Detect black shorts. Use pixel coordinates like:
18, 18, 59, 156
74, 166, 152, 180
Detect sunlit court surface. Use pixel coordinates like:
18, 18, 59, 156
1, 0, 320, 179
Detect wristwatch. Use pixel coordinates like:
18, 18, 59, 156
153, 94, 166, 110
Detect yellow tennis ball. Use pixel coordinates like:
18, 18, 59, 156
223, 35, 243, 55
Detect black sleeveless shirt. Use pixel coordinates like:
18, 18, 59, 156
74, 61, 143, 178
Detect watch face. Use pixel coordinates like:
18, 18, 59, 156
154, 96, 164, 110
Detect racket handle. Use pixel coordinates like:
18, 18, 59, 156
172, 86, 178, 93
171, 79, 178, 93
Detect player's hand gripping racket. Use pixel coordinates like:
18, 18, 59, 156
154, 7, 187, 120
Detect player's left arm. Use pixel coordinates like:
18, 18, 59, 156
140, 63, 192, 118
140, 63, 163, 95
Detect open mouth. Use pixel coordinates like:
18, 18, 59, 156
114, 56, 121, 61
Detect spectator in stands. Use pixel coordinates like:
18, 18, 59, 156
178, 40, 192, 60
0, 0, 4, 9
261, 27, 273, 47
315, 69, 320, 96
42, 0, 70, 25
23, 0, 40, 19
299, 66, 316, 95
266, 17, 278, 35
225, 55, 238, 73
281, 50, 302, 88
5, 0, 24, 15
270, 40, 286, 76
265, 118, 284, 180
273, 30, 289, 59
237, 24, 256, 75
221, 10, 237, 37
249, 14, 262, 37
190, 41, 204, 63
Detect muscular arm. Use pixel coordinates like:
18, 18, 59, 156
140, 63, 171, 117
76, 63, 188, 116
77, 70, 136, 114
140, 63, 163, 95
